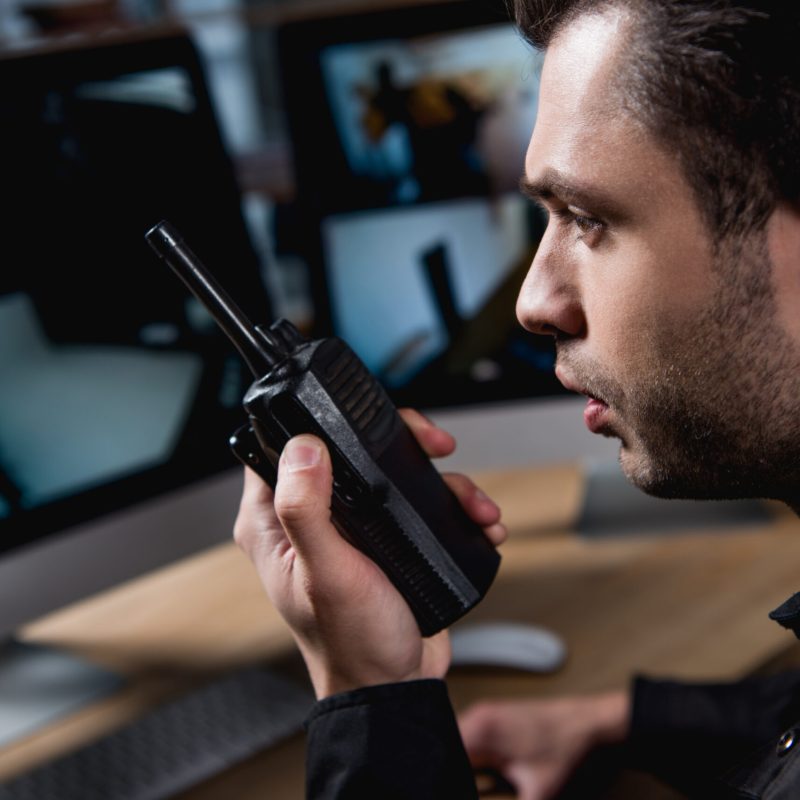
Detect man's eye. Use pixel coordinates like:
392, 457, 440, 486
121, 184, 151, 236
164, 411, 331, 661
549, 206, 605, 244
574, 214, 601, 233
567, 209, 604, 243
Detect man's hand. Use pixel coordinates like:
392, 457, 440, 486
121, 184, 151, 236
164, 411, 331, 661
458, 691, 630, 800
234, 409, 506, 699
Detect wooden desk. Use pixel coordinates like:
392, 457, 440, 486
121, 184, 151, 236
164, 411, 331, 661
3, 464, 800, 798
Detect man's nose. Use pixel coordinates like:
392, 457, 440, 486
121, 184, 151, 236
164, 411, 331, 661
516, 247, 585, 339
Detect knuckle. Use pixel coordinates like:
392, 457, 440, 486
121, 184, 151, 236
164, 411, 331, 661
274, 489, 325, 528
444, 471, 470, 488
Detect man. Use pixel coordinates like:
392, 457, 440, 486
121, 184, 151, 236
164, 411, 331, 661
234, 1, 800, 797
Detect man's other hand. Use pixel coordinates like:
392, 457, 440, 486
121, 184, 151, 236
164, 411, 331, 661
458, 691, 630, 800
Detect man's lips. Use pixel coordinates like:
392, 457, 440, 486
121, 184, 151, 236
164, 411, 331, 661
583, 397, 611, 434
554, 365, 602, 400
555, 367, 612, 434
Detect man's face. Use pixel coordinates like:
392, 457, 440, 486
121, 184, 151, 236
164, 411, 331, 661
517, 9, 800, 501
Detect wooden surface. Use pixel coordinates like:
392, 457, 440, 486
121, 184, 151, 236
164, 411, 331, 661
3, 463, 800, 798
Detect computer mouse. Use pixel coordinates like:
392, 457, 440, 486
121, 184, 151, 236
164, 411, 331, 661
449, 622, 567, 673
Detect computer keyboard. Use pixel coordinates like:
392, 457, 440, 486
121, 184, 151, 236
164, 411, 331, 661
0, 665, 315, 800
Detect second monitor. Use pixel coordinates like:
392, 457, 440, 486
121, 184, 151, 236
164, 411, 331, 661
277, 0, 568, 411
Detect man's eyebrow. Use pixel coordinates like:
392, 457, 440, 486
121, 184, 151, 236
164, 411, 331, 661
518, 175, 554, 204
519, 170, 623, 218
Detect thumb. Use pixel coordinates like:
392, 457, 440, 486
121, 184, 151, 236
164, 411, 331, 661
273, 435, 352, 569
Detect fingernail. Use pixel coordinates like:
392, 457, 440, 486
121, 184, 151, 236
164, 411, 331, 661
284, 439, 322, 471
475, 489, 497, 506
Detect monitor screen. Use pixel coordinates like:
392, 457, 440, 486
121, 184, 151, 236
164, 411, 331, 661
319, 20, 539, 209
0, 35, 271, 556
278, 1, 566, 409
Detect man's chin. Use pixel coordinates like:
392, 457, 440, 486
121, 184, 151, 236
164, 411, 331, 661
596, 425, 619, 440
618, 447, 716, 500
595, 422, 713, 498
617, 445, 682, 499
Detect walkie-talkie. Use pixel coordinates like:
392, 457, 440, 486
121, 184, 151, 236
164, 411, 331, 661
145, 221, 500, 636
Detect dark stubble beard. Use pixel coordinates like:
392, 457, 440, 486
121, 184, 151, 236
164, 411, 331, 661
561, 230, 800, 506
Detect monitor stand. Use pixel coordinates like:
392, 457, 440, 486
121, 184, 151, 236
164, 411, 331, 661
0, 638, 123, 748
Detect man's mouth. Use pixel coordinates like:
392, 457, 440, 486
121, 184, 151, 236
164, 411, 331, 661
583, 396, 611, 434
555, 366, 612, 434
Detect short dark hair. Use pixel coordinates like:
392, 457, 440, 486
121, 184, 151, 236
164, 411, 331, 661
511, 0, 800, 240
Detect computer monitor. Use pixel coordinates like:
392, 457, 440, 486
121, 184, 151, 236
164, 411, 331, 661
277, 0, 570, 414
0, 32, 273, 743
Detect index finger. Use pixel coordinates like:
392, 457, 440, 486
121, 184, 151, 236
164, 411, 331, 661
399, 408, 456, 459
234, 466, 285, 558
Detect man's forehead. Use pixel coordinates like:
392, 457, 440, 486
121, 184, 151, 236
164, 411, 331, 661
538, 6, 630, 119
525, 7, 661, 204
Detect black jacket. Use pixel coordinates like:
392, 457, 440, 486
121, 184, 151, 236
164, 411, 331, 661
305, 594, 800, 799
